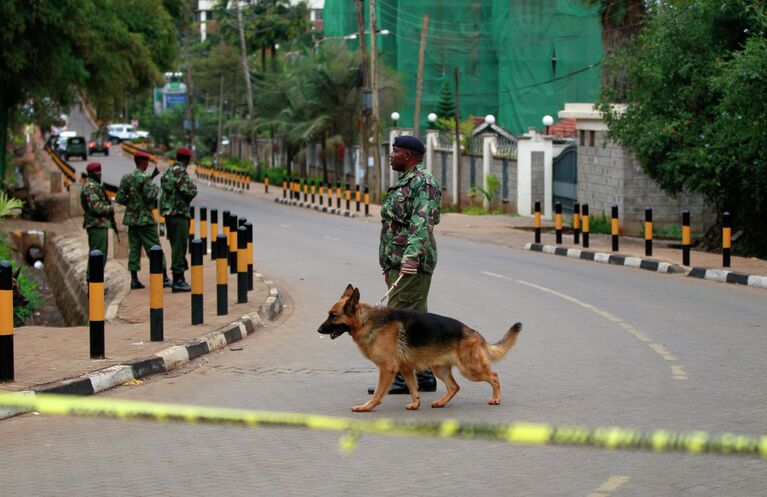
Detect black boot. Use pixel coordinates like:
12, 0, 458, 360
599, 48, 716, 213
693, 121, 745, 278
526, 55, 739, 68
368, 370, 437, 395
130, 271, 145, 289
416, 370, 437, 392
171, 272, 191, 293
162, 270, 172, 288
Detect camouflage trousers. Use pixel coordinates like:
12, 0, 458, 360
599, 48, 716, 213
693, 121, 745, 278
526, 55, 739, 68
86, 227, 108, 280
165, 215, 189, 274
384, 269, 433, 312
128, 224, 166, 272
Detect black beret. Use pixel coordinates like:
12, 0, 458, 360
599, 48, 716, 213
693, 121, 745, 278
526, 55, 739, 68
393, 135, 426, 154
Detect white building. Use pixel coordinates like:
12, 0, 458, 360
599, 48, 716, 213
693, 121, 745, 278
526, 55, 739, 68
196, 1, 324, 42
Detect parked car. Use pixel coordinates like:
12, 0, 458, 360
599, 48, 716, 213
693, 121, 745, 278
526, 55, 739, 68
55, 130, 77, 155
88, 132, 111, 156
61, 136, 87, 161
106, 123, 139, 142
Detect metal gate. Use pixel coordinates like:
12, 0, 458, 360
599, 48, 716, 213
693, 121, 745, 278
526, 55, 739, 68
553, 145, 577, 215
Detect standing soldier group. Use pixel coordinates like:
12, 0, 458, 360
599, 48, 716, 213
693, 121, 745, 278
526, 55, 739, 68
81, 147, 197, 294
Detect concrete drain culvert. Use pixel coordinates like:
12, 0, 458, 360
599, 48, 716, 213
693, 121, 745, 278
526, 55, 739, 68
8, 229, 69, 327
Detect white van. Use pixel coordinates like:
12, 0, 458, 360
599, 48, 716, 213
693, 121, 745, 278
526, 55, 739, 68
106, 123, 139, 142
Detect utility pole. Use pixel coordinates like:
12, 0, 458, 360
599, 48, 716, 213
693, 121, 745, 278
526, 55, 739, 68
215, 74, 224, 166
413, 14, 429, 137
182, 20, 196, 154
454, 67, 462, 212
235, 1, 259, 166
355, 0, 370, 196
236, 2, 254, 120
369, 0, 382, 202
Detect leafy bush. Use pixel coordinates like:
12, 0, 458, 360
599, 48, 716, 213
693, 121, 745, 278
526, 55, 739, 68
0, 234, 40, 326
469, 173, 500, 206
0, 191, 24, 218
586, 211, 612, 235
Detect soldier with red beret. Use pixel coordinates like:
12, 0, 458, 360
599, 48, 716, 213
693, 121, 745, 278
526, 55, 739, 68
116, 150, 171, 289
80, 162, 114, 279
159, 147, 197, 292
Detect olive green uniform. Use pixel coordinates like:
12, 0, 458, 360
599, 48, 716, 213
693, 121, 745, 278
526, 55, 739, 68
80, 177, 113, 278
115, 169, 166, 272
379, 164, 441, 311
160, 161, 197, 274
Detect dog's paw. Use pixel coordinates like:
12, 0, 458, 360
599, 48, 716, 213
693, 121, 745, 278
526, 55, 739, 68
488, 398, 501, 405
431, 400, 446, 408
352, 404, 374, 412
405, 401, 421, 410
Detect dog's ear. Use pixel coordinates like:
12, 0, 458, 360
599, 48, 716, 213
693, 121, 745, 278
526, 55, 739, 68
344, 288, 360, 314
341, 284, 354, 298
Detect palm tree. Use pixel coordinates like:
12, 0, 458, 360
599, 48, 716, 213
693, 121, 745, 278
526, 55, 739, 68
583, 0, 647, 99
254, 41, 361, 181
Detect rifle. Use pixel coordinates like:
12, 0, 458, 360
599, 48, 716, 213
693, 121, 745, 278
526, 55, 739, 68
150, 163, 160, 179
101, 182, 121, 242
109, 210, 120, 242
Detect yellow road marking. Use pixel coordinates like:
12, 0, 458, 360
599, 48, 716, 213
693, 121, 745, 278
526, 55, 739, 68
587, 475, 631, 497
481, 272, 688, 381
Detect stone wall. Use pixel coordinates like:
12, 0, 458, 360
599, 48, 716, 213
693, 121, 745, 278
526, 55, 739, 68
578, 129, 715, 234
44, 231, 129, 326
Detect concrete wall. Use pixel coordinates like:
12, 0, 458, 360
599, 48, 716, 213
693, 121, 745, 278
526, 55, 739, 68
44, 231, 129, 327
560, 103, 716, 236
577, 128, 714, 235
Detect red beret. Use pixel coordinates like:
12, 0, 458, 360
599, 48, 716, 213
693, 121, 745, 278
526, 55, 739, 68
134, 151, 150, 162
86, 162, 101, 173
176, 147, 193, 159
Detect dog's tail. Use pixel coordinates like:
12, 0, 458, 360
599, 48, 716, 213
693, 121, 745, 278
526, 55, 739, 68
486, 322, 522, 362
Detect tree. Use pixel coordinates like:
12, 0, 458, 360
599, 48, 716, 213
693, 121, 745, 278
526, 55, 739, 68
598, 0, 767, 256
582, 0, 646, 99
434, 79, 455, 121
0, 0, 175, 185
253, 41, 362, 179
217, 0, 311, 72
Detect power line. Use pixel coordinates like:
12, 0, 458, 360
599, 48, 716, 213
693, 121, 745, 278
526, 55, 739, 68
374, 59, 602, 100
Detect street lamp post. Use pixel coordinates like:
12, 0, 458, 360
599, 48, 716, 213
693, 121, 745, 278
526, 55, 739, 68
543, 115, 554, 135
391, 111, 400, 128
427, 112, 437, 129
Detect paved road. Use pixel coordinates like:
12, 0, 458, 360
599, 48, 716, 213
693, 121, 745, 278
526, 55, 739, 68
2, 108, 766, 496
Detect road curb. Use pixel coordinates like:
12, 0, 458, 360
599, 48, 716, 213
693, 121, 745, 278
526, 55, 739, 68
687, 267, 767, 289
274, 197, 359, 218
525, 243, 686, 274
525, 242, 767, 288
0, 274, 283, 420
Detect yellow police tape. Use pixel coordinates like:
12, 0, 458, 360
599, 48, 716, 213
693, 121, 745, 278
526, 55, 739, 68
1, 392, 766, 458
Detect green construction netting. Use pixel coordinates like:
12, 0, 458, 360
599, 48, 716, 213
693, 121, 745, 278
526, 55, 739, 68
323, 0, 603, 136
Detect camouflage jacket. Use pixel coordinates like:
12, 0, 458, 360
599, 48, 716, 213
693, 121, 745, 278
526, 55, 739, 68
159, 161, 197, 217
80, 177, 113, 229
379, 165, 441, 274
115, 169, 159, 226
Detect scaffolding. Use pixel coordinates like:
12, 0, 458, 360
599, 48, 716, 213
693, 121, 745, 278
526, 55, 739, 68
323, 0, 603, 135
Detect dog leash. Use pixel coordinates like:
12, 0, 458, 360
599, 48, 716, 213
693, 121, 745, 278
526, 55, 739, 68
376, 273, 405, 307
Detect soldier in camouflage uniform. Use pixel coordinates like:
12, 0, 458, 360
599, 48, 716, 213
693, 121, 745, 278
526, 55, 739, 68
160, 147, 197, 292
80, 162, 114, 279
369, 135, 442, 395
115, 151, 171, 289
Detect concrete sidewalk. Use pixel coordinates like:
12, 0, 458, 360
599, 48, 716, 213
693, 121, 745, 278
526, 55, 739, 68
0, 231, 282, 413
253, 179, 767, 289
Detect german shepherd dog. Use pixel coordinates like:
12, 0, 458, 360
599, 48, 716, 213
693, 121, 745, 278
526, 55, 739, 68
318, 284, 522, 412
